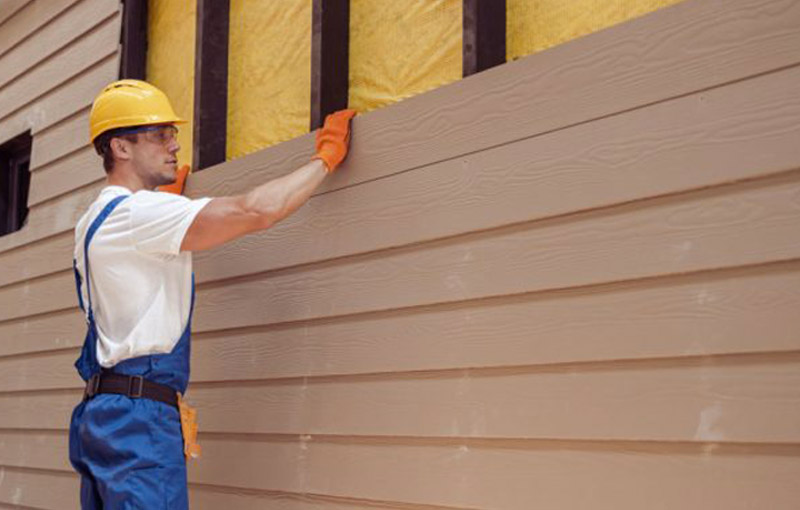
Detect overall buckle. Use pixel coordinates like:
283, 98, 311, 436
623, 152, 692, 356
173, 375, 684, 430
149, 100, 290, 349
84, 374, 101, 401
128, 375, 144, 398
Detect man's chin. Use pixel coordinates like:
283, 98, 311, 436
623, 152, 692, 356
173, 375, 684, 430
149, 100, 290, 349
154, 173, 177, 187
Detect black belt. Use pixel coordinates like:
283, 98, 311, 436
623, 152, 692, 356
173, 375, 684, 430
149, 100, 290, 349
83, 372, 178, 408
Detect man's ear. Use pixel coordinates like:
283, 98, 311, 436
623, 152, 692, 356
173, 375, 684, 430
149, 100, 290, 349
109, 137, 132, 162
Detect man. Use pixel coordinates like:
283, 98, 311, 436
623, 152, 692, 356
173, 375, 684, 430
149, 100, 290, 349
68, 79, 355, 509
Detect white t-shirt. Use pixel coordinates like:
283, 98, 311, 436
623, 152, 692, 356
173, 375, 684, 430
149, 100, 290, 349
74, 185, 211, 368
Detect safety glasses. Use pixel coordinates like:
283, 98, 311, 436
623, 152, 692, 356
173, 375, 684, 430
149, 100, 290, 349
114, 124, 178, 145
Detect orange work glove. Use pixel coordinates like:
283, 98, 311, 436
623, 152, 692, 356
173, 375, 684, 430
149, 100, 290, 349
157, 164, 190, 195
313, 109, 356, 173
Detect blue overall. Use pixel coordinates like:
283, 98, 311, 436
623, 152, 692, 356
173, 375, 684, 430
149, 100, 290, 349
69, 195, 193, 509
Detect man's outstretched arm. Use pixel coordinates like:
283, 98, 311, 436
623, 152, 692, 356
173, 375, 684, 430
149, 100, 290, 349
180, 109, 355, 252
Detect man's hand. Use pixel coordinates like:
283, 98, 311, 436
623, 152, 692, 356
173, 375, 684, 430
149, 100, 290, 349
158, 164, 190, 195
313, 109, 356, 172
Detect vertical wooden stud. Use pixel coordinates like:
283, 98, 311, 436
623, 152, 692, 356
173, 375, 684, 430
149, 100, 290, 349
311, 0, 350, 130
463, 0, 506, 77
120, 0, 148, 80
193, 0, 230, 170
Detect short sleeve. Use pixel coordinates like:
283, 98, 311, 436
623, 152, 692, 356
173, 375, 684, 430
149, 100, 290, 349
129, 191, 211, 255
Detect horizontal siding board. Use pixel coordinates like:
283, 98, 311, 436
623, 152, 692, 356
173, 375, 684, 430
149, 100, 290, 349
152, 357, 800, 442
187, 0, 800, 200
3, 355, 800, 441
29, 108, 90, 171
0, 52, 117, 147
0, 12, 119, 122
193, 63, 800, 283
4, 434, 800, 510
190, 173, 800, 333
0, 0, 77, 57
0, 431, 71, 472
0, 309, 83, 358
0, 181, 103, 255
0, 232, 73, 289
3, 263, 800, 390
2, 171, 800, 329
188, 488, 421, 510
195, 439, 800, 510
0, 0, 118, 90
0, 468, 77, 510
0, 0, 29, 27
28, 146, 102, 206
1, 59, 799, 285
0, 271, 76, 323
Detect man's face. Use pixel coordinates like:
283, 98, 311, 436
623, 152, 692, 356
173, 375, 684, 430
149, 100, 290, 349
125, 124, 181, 187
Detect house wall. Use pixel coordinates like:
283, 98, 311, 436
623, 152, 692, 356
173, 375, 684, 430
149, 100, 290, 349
1, 0, 800, 508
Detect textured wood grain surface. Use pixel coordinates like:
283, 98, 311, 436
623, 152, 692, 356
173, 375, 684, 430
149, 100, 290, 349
3, 262, 800, 392
0, 0, 117, 90
3, 432, 799, 510
0, 13, 118, 121
0, 0, 77, 57
0, 52, 118, 146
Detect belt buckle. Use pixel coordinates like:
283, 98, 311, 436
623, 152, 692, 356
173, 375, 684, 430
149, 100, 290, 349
128, 375, 144, 399
84, 374, 100, 401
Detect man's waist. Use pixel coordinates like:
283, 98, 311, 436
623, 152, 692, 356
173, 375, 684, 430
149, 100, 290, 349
83, 372, 179, 408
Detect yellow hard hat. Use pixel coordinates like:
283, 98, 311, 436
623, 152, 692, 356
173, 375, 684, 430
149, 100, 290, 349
89, 79, 185, 143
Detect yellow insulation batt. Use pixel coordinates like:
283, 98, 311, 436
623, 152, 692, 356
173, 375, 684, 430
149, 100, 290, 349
508, 0, 686, 60
349, 0, 462, 113
228, 0, 312, 160
146, 0, 196, 168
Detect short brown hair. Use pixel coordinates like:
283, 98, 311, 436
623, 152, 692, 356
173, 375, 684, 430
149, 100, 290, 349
93, 130, 139, 173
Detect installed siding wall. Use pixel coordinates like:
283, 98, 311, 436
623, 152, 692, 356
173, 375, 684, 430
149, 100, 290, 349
1, 0, 800, 508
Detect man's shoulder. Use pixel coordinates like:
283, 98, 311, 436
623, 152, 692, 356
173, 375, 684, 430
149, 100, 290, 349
74, 186, 133, 242
129, 189, 191, 206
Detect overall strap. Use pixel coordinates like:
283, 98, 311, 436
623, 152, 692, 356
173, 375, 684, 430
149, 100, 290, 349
82, 195, 129, 316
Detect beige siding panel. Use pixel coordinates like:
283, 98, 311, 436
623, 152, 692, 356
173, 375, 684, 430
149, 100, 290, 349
0, 180, 102, 254
3, 60, 800, 288
194, 63, 800, 283
188, 0, 800, 199
198, 439, 800, 510
0, 390, 78, 429
189, 488, 425, 510
0, 0, 118, 89
2, 354, 800, 442
0, 12, 118, 121
3, 171, 800, 325
29, 107, 90, 170
0, 309, 83, 358
2, 171, 800, 329
0, 0, 29, 26
0, 52, 117, 146
3, 263, 800, 392
191, 174, 800, 333
0, 271, 76, 322
28, 146, 103, 206
0, 231, 72, 289
5, 433, 800, 510
0, 468, 77, 510
0, 431, 71, 472
169, 356, 800, 442
0, 0, 77, 57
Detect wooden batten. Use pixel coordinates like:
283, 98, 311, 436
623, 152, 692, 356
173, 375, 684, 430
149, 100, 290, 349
192, 0, 229, 171
119, 0, 146, 79
310, 0, 350, 130
462, 0, 506, 76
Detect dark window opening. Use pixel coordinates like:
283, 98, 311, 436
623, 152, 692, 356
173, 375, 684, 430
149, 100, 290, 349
0, 131, 32, 236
